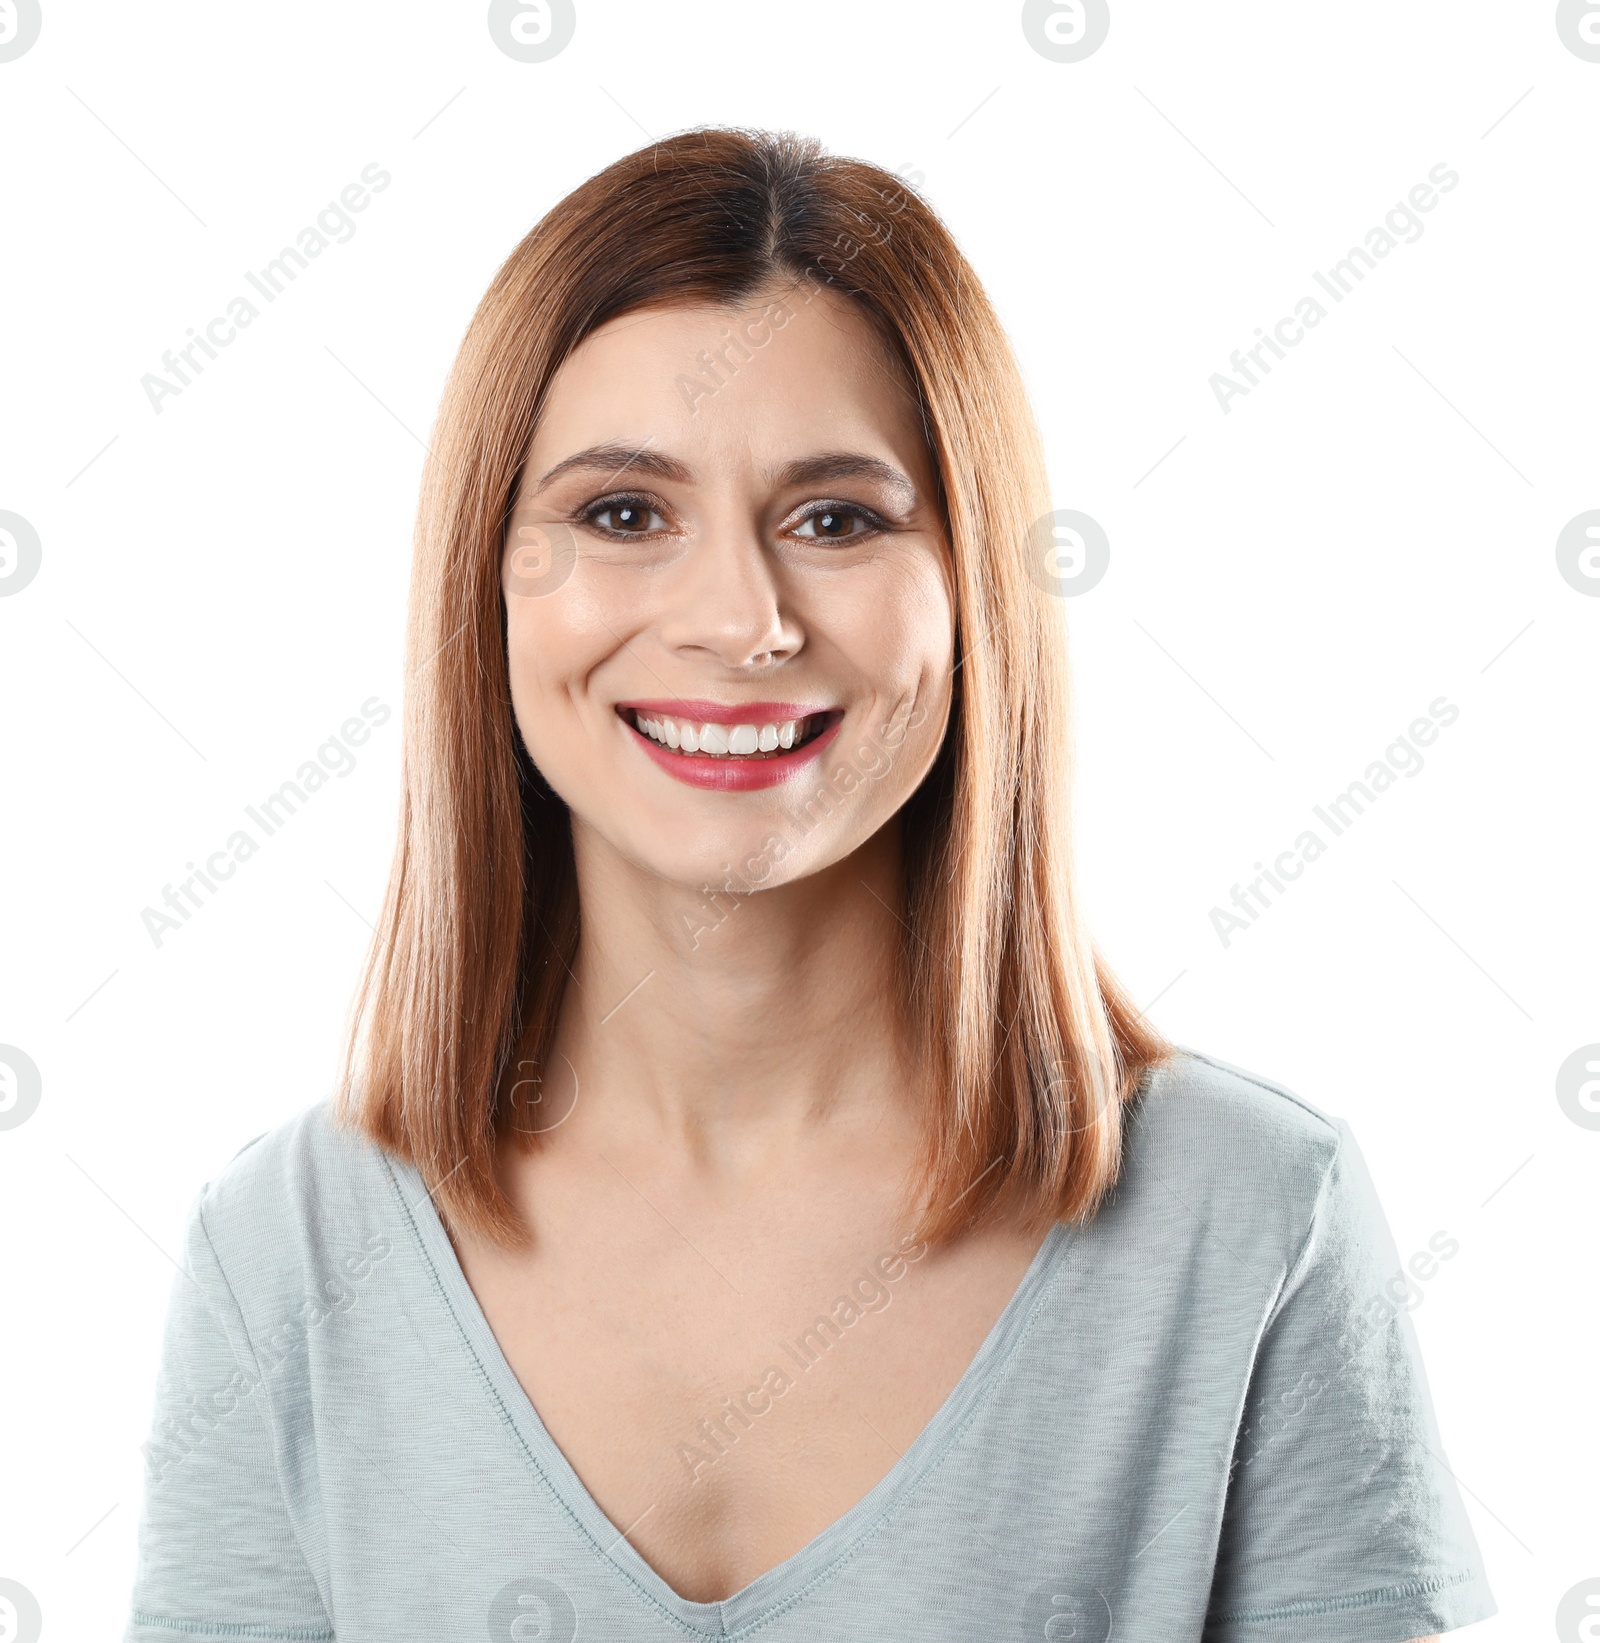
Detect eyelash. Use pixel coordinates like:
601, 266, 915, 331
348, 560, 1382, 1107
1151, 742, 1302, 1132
576, 493, 890, 542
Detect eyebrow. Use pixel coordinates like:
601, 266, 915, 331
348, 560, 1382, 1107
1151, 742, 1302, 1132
536, 443, 689, 489
773, 453, 916, 505
534, 444, 917, 506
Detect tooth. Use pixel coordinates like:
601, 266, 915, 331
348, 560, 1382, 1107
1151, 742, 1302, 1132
778, 720, 796, 749
700, 723, 730, 755
665, 721, 681, 749
642, 717, 657, 739
729, 724, 758, 755
758, 724, 778, 752
681, 724, 699, 753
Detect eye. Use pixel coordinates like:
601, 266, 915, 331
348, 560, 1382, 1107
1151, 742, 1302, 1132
585, 496, 668, 535
789, 503, 882, 541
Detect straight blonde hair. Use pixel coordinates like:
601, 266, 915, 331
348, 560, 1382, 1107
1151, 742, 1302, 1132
339, 128, 1171, 1249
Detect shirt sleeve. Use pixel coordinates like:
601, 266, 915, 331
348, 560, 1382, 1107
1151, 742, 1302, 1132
1202, 1119, 1497, 1642
125, 1189, 333, 1643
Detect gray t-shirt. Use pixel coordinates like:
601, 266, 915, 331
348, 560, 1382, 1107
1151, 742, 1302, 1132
125, 1048, 1495, 1642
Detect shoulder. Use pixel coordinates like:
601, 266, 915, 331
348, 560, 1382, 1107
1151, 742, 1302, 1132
1104, 1046, 1350, 1264
1137, 1046, 1344, 1165
185, 1098, 403, 1324
197, 1096, 389, 1228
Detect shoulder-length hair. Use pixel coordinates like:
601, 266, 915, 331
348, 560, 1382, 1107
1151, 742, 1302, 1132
339, 127, 1171, 1249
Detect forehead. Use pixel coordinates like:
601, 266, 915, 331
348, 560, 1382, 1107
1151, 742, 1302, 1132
526, 285, 930, 482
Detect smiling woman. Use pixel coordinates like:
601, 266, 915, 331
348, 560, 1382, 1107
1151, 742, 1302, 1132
124, 129, 1494, 1643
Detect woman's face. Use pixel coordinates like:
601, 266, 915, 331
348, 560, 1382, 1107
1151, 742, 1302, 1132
503, 283, 954, 897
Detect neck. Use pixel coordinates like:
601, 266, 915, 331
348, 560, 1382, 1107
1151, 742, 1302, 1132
549, 818, 919, 1166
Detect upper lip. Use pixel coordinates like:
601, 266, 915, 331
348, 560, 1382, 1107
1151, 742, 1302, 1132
615, 699, 833, 724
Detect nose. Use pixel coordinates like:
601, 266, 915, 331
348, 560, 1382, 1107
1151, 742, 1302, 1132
655, 510, 802, 669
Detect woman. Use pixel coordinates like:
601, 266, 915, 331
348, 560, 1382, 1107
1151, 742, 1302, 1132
126, 129, 1492, 1642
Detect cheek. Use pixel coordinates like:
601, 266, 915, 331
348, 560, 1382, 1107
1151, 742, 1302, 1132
502, 590, 613, 747
815, 554, 954, 686
809, 561, 954, 795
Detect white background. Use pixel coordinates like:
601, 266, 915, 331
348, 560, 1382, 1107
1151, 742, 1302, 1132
1, 1, 1596, 1637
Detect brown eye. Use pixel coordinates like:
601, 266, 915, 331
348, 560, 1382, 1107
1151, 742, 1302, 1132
589, 499, 665, 534
792, 505, 875, 540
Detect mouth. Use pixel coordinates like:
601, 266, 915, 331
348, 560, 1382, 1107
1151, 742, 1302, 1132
615, 700, 843, 791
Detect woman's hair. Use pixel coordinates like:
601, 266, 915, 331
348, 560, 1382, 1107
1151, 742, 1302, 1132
338, 126, 1171, 1249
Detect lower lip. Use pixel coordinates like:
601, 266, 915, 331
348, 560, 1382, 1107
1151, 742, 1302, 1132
623, 715, 842, 791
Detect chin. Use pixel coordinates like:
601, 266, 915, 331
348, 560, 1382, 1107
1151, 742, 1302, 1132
629, 818, 818, 901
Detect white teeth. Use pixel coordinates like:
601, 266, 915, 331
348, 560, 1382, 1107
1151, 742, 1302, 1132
630, 710, 817, 757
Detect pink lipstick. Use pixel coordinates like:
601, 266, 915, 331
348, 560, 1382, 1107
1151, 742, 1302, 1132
615, 700, 842, 792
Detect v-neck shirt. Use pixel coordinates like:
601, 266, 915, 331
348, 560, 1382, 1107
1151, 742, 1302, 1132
124, 1047, 1496, 1642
